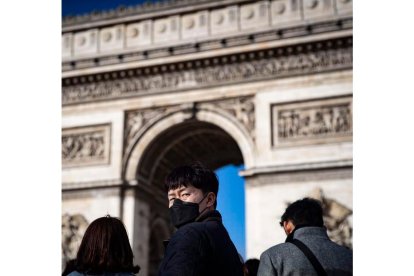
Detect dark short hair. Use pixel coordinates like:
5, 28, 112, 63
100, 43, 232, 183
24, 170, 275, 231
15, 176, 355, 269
70, 216, 140, 274
280, 197, 324, 227
244, 258, 260, 276
165, 163, 219, 207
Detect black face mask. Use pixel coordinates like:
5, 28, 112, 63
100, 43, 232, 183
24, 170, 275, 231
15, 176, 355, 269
169, 194, 208, 228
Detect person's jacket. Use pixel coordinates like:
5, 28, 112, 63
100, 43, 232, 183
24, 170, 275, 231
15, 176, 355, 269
67, 271, 135, 276
258, 226, 352, 276
158, 210, 244, 276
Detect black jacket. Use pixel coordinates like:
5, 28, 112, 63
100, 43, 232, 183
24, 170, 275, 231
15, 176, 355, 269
158, 210, 244, 276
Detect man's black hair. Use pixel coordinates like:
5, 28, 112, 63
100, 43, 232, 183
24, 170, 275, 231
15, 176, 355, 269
165, 162, 219, 208
280, 197, 324, 227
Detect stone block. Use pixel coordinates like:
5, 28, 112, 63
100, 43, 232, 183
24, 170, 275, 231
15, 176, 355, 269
181, 11, 209, 40
336, 0, 352, 16
62, 33, 73, 59
153, 15, 180, 44
210, 5, 239, 35
126, 20, 152, 48
99, 25, 125, 53
271, 0, 302, 27
240, 1, 271, 31
303, 0, 335, 21
73, 29, 99, 57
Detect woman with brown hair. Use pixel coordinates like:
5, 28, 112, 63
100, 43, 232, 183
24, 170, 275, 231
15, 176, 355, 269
62, 215, 140, 276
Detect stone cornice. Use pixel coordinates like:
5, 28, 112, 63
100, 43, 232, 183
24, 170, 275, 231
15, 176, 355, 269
240, 159, 353, 177
62, 0, 352, 62
62, 36, 352, 106
63, 18, 352, 72
62, 0, 247, 30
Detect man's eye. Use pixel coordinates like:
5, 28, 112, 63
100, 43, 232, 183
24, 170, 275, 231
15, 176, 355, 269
182, 193, 190, 197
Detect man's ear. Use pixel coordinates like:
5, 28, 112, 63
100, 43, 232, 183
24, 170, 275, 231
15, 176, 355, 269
206, 192, 216, 208
283, 220, 295, 235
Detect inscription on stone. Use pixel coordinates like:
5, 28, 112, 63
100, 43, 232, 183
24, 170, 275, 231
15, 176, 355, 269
272, 96, 352, 146
62, 124, 111, 167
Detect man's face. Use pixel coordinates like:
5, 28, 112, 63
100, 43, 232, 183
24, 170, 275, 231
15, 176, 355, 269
167, 185, 208, 212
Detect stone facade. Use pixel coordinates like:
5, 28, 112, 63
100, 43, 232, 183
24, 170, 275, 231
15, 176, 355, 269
62, 0, 352, 274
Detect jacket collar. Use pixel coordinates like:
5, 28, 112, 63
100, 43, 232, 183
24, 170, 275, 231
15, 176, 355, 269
163, 210, 222, 250
286, 225, 329, 242
195, 209, 222, 222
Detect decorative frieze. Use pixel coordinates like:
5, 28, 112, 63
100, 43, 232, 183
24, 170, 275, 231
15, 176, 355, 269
62, 124, 111, 167
201, 96, 255, 141
62, 37, 352, 105
124, 108, 169, 155
272, 96, 352, 146
123, 96, 255, 160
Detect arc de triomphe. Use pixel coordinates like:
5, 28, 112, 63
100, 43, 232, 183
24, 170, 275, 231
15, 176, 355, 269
62, 1, 352, 275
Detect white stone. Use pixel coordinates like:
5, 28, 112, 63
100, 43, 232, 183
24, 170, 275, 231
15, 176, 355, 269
181, 11, 209, 40
240, 1, 271, 31
73, 29, 99, 57
303, 0, 335, 21
62, 33, 73, 59
153, 15, 180, 44
210, 5, 239, 35
336, 0, 353, 16
62, 110, 124, 184
99, 25, 125, 53
126, 20, 153, 48
270, 0, 302, 27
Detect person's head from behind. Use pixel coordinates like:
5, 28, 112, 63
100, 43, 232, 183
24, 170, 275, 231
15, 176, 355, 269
279, 197, 324, 236
244, 258, 260, 276
165, 162, 218, 228
74, 215, 139, 274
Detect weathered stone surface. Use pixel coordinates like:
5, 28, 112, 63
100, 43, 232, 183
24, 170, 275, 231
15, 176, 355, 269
61, 214, 89, 269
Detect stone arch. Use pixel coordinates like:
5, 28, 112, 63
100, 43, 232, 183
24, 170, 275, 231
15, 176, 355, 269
124, 105, 255, 182
123, 103, 255, 274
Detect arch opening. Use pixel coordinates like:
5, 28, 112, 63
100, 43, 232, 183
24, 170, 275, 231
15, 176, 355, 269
135, 119, 246, 274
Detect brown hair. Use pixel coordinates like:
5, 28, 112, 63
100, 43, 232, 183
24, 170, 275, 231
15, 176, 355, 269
69, 215, 140, 274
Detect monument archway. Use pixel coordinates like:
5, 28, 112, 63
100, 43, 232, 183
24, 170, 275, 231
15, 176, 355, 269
123, 106, 253, 275
62, 1, 353, 275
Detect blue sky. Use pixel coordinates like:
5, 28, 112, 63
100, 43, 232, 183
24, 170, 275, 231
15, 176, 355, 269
62, 0, 162, 16
62, 0, 247, 260
216, 164, 246, 260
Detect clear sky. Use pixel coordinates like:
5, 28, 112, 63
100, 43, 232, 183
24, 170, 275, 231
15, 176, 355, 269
62, 0, 247, 260
215, 164, 246, 260
62, 0, 162, 16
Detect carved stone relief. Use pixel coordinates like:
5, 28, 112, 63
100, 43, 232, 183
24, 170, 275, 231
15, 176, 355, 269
201, 96, 255, 141
62, 124, 111, 167
308, 187, 353, 249
123, 96, 255, 162
62, 213, 89, 269
62, 38, 352, 105
284, 187, 352, 249
272, 96, 352, 146
124, 107, 169, 155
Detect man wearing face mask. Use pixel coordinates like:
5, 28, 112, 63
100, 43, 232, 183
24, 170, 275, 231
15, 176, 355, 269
158, 163, 244, 276
257, 198, 353, 276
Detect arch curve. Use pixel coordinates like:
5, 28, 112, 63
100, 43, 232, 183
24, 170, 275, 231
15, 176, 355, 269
124, 107, 255, 182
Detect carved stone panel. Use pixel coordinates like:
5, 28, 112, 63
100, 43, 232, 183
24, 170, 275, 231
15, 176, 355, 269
124, 107, 169, 156
62, 124, 111, 168
62, 38, 352, 105
272, 96, 352, 146
201, 96, 255, 141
